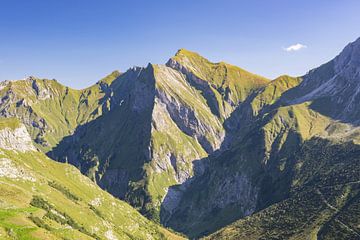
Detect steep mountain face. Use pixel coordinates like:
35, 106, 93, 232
161, 76, 326, 237
0, 118, 182, 240
0, 50, 268, 223
48, 58, 268, 221
162, 38, 360, 238
205, 138, 360, 240
283, 37, 360, 124
1, 38, 360, 240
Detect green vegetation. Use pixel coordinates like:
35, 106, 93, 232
250, 75, 302, 115
0, 208, 39, 240
30, 195, 100, 239
88, 204, 104, 219
48, 181, 80, 202
0, 144, 183, 239
29, 214, 52, 231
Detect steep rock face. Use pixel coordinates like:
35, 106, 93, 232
283, 37, 360, 124
205, 138, 360, 240
48, 63, 224, 221
42, 52, 268, 222
153, 65, 224, 153
145, 59, 268, 220
160, 75, 308, 238
50, 65, 156, 204
163, 38, 360, 238
0, 118, 36, 152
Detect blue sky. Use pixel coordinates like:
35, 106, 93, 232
1, 0, 359, 89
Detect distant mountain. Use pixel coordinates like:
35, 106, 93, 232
1, 38, 360, 240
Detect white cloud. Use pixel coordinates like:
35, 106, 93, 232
284, 43, 307, 52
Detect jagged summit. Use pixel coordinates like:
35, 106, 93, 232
333, 36, 360, 73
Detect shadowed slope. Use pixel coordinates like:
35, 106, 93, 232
205, 138, 360, 240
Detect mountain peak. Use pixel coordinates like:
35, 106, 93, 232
174, 48, 196, 56
168, 48, 269, 89
334, 37, 360, 73
171, 48, 210, 65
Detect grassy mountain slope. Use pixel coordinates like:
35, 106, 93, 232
0, 71, 120, 152
0, 118, 183, 240
162, 101, 334, 238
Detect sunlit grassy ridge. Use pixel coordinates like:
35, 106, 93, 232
250, 75, 302, 116
0, 148, 183, 240
172, 49, 269, 92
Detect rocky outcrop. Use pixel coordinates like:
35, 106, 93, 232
0, 157, 36, 181
284, 37, 360, 124
0, 124, 37, 152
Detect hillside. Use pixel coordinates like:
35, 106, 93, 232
0, 118, 183, 240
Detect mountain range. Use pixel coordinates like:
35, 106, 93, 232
0, 37, 360, 239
